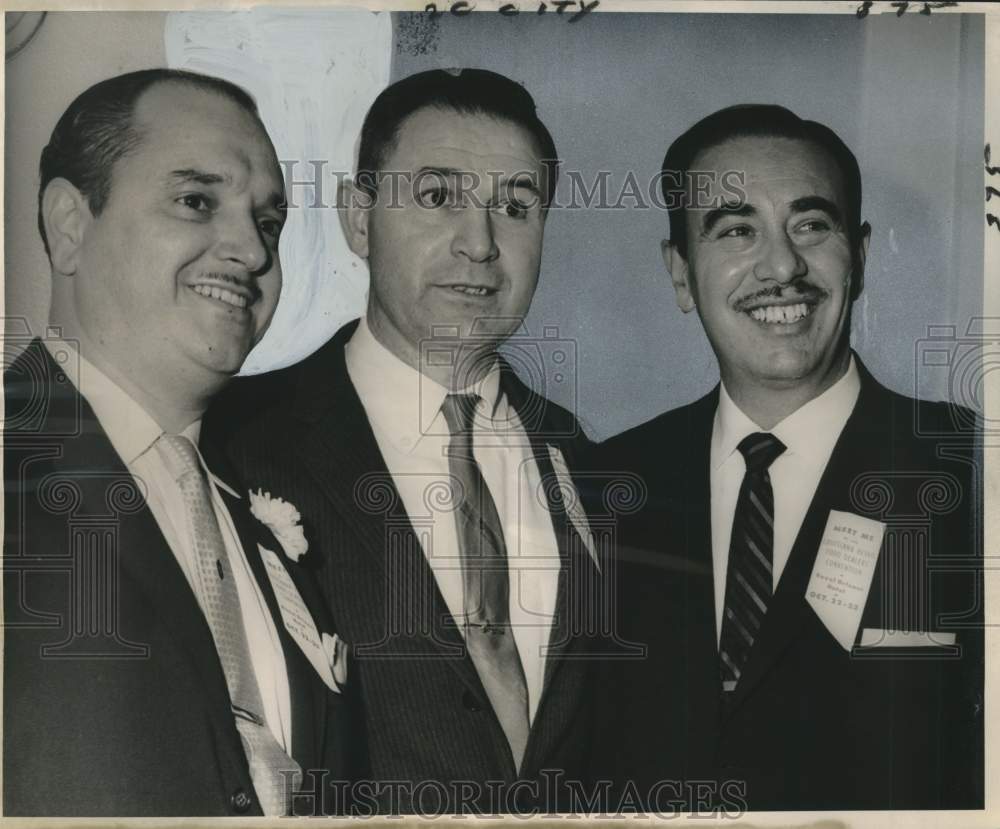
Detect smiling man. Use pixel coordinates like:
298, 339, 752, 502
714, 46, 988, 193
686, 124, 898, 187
3, 69, 356, 816
591, 105, 983, 811
211, 68, 600, 814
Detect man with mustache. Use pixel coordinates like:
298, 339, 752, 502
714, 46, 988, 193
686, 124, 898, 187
3, 69, 356, 816
211, 68, 600, 813
592, 104, 983, 811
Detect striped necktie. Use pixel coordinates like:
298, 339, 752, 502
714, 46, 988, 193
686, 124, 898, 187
440, 393, 530, 771
158, 433, 301, 815
719, 432, 786, 694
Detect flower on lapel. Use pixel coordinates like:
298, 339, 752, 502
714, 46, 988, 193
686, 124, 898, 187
322, 632, 349, 689
249, 489, 308, 562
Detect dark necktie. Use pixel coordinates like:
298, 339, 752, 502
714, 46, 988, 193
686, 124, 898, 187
158, 434, 301, 815
440, 393, 530, 770
719, 432, 786, 694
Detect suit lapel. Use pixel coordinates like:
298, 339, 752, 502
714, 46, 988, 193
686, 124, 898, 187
723, 370, 885, 716
213, 478, 323, 774
32, 341, 236, 737
289, 325, 484, 699
499, 369, 600, 730
676, 391, 726, 746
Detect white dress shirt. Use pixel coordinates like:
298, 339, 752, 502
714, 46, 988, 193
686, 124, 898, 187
345, 317, 561, 723
45, 339, 292, 752
710, 357, 861, 643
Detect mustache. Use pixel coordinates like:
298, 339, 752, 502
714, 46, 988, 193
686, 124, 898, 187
733, 284, 827, 312
200, 271, 263, 304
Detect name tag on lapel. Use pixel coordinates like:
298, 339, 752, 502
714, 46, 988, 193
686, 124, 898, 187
258, 544, 340, 693
806, 510, 885, 651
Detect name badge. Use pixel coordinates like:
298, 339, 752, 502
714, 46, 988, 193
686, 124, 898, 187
806, 510, 886, 651
259, 544, 340, 692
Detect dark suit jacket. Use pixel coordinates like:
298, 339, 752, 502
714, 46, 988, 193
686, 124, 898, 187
3, 339, 359, 817
589, 359, 983, 812
208, 320, 602, 814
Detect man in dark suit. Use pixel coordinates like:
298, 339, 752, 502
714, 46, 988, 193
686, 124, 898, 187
591, 105, 983, 812
210, 69, 602, 814
3, 69, 358, 816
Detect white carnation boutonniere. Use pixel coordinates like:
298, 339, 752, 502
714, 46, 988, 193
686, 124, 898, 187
249, 489, 308, 563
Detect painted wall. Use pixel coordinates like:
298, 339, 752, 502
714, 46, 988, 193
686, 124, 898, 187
392, 12, 985, 439
4, 11, 168, 333
4, 11, 984, 440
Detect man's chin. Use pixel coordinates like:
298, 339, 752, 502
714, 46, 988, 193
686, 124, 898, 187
740, 345, 849, 390
192, 339, 255, 381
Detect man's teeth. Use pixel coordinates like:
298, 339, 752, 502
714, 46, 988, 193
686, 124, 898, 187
748, 303, 811, 325
192, 284, 249, 309
451, 285, 491, 296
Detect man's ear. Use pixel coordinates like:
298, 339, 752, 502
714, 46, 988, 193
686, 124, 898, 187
338, 178, 373, 259
662, 239, 696, 313
850, 221, 872, 301
42, 178, 91, 275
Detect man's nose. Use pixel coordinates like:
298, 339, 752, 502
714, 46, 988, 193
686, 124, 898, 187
215, 212, 271, 275
753, 233, 807, 284
451, 207, 500, 263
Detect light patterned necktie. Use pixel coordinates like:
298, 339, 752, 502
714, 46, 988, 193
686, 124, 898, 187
440, 394, 530, 771
157, 433, 301, 815
719, 432, 786, 695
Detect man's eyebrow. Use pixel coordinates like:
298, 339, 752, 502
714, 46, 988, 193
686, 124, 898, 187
700, 202, 755, 236
167, 169, 228, 186
789, 196, 843, 223
412, 167, 541, 196
500, 173, 541, 198
269, 194, 288, 218
168, 168, 286, 215
414, 166, 464, 183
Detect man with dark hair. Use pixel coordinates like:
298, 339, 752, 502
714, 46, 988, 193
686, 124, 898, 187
4, 69, 358, 816
592, 104, 983, 810
354, 67, 559, 206
209, 68, 599, 813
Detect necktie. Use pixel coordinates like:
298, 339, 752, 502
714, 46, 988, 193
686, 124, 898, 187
719, 432, 786, 694
440, 394, 530, 770
158, 434, 301, 815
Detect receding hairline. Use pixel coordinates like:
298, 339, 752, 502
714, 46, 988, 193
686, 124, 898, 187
113, 78, 277, 180
373, 103, 550, 171
130, 77, 265, 134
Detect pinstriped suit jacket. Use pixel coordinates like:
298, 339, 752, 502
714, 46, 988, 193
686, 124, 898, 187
209, 320, 603, 814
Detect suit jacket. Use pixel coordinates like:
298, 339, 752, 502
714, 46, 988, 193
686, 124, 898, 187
2, 339, 359, 817
588, 359, 983, 812
207, 320, 603, 814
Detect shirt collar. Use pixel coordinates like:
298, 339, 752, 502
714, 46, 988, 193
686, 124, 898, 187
345, 316, 503, 456
43, 338, 239, 498
45, 337, 166, 466
712, 355, 861, 471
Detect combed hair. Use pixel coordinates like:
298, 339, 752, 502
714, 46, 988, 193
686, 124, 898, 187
38, 68, 260, 256
356, 68, 559, 206
661, 104, 863, 259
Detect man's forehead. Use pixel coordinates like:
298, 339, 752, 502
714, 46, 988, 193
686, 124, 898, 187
694, 136, 846, 207
128, 83, 280, 183
698, 137, 841, 184
387, 107, 543, 172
